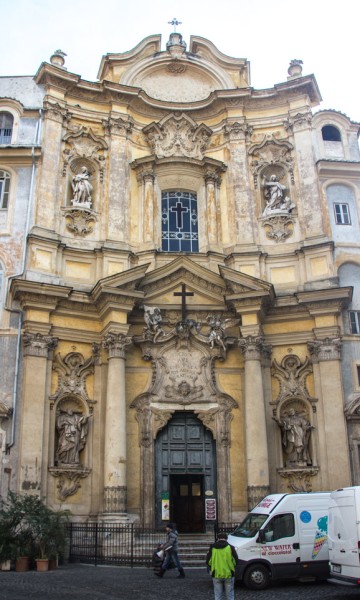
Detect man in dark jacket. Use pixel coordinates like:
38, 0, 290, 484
155, 523, 185, 579
206, 532, 238, 600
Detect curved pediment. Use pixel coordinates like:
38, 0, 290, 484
98, 33, 250, 103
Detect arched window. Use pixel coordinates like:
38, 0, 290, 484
322, 125, 341, 142
0, 170, 10, 209
161, 191, 199, 252
0, 112, 13, 144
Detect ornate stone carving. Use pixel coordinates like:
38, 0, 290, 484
143, 113, 212, 159
206, 315, 239, 351
63, 126, 107, 181
64, 207, 96, 235
103, 333, 132, 359
224, 121, 253, 142
143, 305, 165, 342
103, 116, 133, 137
262, 213, 294, 242
104, 486, 127, 513
261, 173, 295, 216
308, 337, 342, 362
238, 336, 267, 361
278, 467, 319, 492
23, 332, 58, 358
249, 134, 294, 189
51, 351, 94, 404
165, 377, 204, 403
274, 407, 313, 467
50, 466, 90, 501
284, 110, 312, 132
43, 99, 71, 124
271, 354, 315, 406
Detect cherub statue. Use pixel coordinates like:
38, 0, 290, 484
143, 305, 164, 342
206, 315, 239, 351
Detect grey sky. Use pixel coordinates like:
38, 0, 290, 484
2, 0, 359, 122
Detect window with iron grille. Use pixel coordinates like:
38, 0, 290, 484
161, 191, 199, 252
0, 112, 13, 144
334, 203, 351, 225
0, 171, 10, 209
349, 311, 360, 334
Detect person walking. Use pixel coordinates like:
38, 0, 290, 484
155, 523, 185, 578
206, 532, 238, 600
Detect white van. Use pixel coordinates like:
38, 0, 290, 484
228, 492, 330, 589
328, 486, 360, 585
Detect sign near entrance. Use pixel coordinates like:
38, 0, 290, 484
205, 498, 217, 520
162, 492, 170, 521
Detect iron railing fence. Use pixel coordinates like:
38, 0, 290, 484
68, 522, 240, 567
214, 522, 239, 538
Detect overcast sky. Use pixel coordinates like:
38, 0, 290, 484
2, 0, 359, 122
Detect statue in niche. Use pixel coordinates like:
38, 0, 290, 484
262, 174, 294, 216
72, 166, 93, 207
143, 305, 164, 342
56, 409, 91, 465
274, 408, 313, 467
206, 315, 238, 351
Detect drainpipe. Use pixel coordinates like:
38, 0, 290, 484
4, 109, 42, 453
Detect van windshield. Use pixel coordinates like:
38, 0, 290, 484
231, 513, 268, 538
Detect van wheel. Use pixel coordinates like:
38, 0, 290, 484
243, 564, 270, 590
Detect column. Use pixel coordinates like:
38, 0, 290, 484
308, 337, 351, 489
205, 170, 222, 249
239, 336, 270, 509
19, 331, 58, 493
102, 333, 131, 517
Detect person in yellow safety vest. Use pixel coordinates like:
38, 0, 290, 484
206, 532, 239, 600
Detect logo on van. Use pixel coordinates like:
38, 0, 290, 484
312, 516, 328, 559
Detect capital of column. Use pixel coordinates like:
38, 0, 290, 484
103, 116, 133, 137
204, 170, 222, 187
103, 333, 132, 359
23, 332, 58, 358
308, 337, 342, 363
238, 335, 269, 361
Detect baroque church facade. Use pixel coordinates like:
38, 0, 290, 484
0, 31, 360, 530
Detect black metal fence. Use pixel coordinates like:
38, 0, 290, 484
68, 522, 239, 567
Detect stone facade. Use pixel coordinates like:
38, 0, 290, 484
0, 33, 359, 525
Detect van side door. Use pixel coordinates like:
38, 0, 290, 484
260, 513, 300, 579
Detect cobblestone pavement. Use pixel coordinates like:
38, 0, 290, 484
1, 565, 359, 600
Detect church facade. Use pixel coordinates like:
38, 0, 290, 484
0, 32, 360, 530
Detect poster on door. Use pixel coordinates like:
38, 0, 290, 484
162, 492, 170, 521
205, 498, 217, 520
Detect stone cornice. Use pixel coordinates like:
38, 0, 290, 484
296, 287, 353, 313
9, 279, 72, 309
316, 159, 360, 179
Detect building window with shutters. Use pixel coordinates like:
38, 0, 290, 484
334, 203, 351, 225
161, 191, 199, 252
0, 112, 13, 144
0, 170, 10, 209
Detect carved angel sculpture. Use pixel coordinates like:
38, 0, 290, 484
143, 305, 164, 342
206, 315, 239, 351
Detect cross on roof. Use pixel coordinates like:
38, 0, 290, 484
168, 17, 182, 32
174, 283, 194, 322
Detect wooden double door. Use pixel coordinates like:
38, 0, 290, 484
155, 412, 216, 533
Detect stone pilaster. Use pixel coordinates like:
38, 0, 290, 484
102, 332, 132, 517
143, 172, 155, 244
285, 111, 325, 239
238, 335, 270, 508
205, 170, 222, 247
224, 121, 255, 245
36, 100, 68, 230
104, 116, 133, 242
19, 332, 58, 493
308, 337, 351, 489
